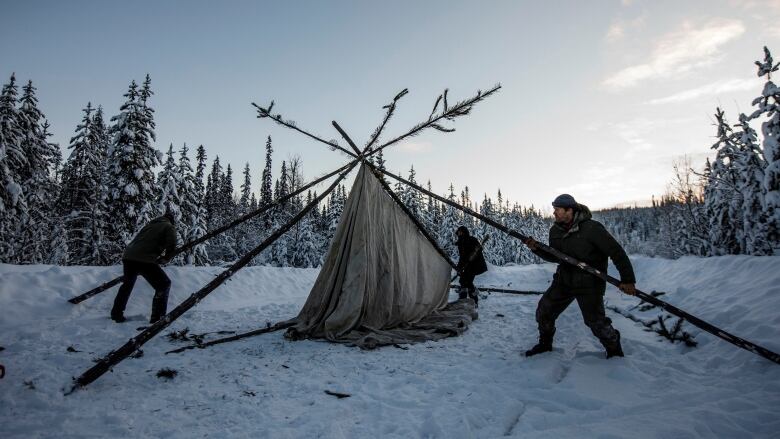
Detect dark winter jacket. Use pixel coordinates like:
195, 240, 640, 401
533, 204, 635, 295
123, 216, 177, 264
457, 234, 488, 276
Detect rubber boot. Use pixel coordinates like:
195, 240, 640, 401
525, 330, 554, 357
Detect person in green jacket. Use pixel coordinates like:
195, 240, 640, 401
111, 213, 177, 324
523, 194, 637, 358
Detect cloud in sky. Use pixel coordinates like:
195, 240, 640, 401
647, 78, 757, 105
603, 18, 745, 90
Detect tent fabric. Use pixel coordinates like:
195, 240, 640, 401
286, 163, 477, 348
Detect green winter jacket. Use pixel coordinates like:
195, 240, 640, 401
123, 216, 177, 264
533, 204, 635, 295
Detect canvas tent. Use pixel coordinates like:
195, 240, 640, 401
285, 164, 476, 348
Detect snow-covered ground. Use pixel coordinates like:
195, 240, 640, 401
1, 255, 779, 438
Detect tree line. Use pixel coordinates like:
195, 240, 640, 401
0, 73, 550, 267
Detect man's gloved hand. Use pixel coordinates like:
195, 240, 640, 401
523, 237, 539, 251
619, 283, 637, 296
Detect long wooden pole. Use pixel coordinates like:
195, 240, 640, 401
379, 167, 780, 366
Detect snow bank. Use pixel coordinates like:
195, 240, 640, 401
1, 256, 778, 438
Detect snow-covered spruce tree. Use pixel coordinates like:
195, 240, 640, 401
236, 162, 254, 257
0, 74, 27, 262
60, 103, 109, 264
495, 190, 511, 264
90, 106, 111, 263
477, 193, 501, 265
203, 155, 229, 263
212, 163, 238, 264
290, 191, 320, 268
156, 144, 183, 263
400, 166, 423, 219
203, 155, 223, 227
103, 78, 160, 260
438, 183, 461, 261
183, 145, 209, 265
751, 46, 780, 252
706, 108, 742, 255
733, 113, 773, 254
157, 144, 181, 219
259, 136, 274, 230
287, 157, 313, 267
268, 161, 291, 266
422, 180, 439, 240
459, 186, 476, 230
176, 144, 197, 238
16, 80, 62, 263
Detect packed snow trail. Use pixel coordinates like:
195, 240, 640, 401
1, 256, 779, 438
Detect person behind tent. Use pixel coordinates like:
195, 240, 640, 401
523, 194, 636, 358
110, 212, 177, 324
455, 225, 488, 307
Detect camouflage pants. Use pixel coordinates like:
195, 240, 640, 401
535, 284, 620, 349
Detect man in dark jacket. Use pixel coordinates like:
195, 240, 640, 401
456, 226, 488, 307
523, 194, 636, 358
111, 213, 177, 324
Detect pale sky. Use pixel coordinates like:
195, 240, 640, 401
2, 0, 779, 211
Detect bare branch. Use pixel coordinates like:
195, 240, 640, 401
252, 102, 357, 158
363, 88, 409, 154
365, 84, 501, 161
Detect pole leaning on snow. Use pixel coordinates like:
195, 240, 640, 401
378, 167, 780, 366
67, 162, 354, 305
69, 161, 358, 392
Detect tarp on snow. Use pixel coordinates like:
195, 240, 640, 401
286, 164, 476, 348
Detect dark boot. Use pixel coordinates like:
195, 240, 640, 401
468, 288, 478, 308
605, 330, 624, 358
149, 286, 170, 324
525, 331, 554, 357
111, 312, 126, 323
458, 287, 468, 300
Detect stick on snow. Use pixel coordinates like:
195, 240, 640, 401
68, 161, 358, 392
450, 285, 543, 295
378, 166, 780, 366
165, 321, 294, 355
67, 161, 354, 305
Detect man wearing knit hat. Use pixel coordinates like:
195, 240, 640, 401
523, 194, 636, 358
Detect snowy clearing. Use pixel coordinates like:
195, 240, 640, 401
1, 255, 779, 438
